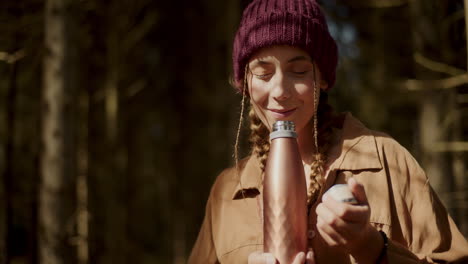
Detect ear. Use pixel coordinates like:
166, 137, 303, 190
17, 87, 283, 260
319, 80, 328, 90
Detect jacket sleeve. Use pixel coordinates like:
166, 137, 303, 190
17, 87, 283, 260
188, 193, 219, 264
386, 149, 468, 263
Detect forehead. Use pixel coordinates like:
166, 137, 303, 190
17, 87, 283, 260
249, 45, 311, 64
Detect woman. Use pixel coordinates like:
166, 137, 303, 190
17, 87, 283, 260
188, 0, 468, 263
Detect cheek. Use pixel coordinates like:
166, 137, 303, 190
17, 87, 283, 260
249, 80, 269, 106
249, 81, 273, 129
295, 80, 315, 95
296, 83, 317, 121
296, 84, 316, 107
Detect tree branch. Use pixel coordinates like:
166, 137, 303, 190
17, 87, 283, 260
346, 0, 408, 8
122, 12, 158, 53
430, 141, 468, 152
0, 50, 25, 64
414, 52, 465, 76
403, 73, 468, 91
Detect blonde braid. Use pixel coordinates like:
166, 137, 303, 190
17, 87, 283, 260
307, 83, 323, 205
233, 65, 250, 199
248, 106, 270, 171
307, 93, 334, 205
306, 64, 336, 205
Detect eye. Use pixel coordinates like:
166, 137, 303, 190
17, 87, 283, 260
254, 73, 273, 80
290, 70, 309, 77
293, 71, 308, 75
289, 61, 313, 76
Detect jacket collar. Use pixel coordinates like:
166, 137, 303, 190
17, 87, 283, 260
332, 112, 383, 171
232, 112, 383, 200
231, 154, 263, 199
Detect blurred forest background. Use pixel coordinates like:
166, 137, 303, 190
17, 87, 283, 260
0, 0, 467, 263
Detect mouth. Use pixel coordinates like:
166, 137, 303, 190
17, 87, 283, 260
268, 108, 297, 118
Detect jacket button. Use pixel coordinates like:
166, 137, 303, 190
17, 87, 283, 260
308, 229, 316, 239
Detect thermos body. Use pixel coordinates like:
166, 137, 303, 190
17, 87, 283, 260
263, 121, 308, 264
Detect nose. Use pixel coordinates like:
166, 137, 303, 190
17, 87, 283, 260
271, 73, 291, 101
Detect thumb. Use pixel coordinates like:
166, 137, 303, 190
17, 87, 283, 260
262, 253, 277, 264
292, 252, 305, 264
248, 252, 276, 264
306, 250, 316, 264
348, 177, 368, 205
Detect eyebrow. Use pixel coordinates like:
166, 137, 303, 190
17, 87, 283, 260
287, 55, 311, 63
251, 60, 271, 67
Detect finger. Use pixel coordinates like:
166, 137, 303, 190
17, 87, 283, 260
316, 215, 346, 246
316, 203, 357, 240
348, 178, 368, 205
248, 251, 262, 264
316, 202, 348, 230
306, 250, 316, 264
317, 203, 369, 242
322, 193, 369, 223
262, 253, 277, 264
292, 252, 305, 264
248, 252, 276, 264
316, 220, 339, 246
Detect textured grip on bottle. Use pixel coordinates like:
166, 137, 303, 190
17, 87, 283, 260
264, 194, 302, 263
270, 130, 297, 141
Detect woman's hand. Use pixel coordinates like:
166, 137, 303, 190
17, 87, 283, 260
248, 250, 315, 264
315, 178, 384, 264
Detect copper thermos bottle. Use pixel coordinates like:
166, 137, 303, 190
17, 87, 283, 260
264, 121, 308, 263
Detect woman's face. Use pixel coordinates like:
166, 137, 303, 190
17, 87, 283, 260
247, 45, 327, 134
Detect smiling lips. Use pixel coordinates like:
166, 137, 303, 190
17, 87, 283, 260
269, 108, 297, 118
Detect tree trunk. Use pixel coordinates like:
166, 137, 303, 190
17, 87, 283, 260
40, 0, 77, 263
88, 5, 127, 263
76, 92, 89, 264
409, 1, 454, 212
450, 91, 467, 235
454, 0, 468, 235
2, 53, 18, 264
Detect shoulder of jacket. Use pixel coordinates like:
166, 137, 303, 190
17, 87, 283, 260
343, 113, 408, 155
370, 129, 427, 190
371, 130, 419, 165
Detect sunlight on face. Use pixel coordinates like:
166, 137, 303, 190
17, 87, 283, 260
247, 45, 328, 135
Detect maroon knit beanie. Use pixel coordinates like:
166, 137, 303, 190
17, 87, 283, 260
232, 0, 338, 91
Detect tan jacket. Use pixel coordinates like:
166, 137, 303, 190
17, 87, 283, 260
189, 113, 468, 263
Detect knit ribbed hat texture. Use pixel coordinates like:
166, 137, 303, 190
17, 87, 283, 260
232, 0, 338, 90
